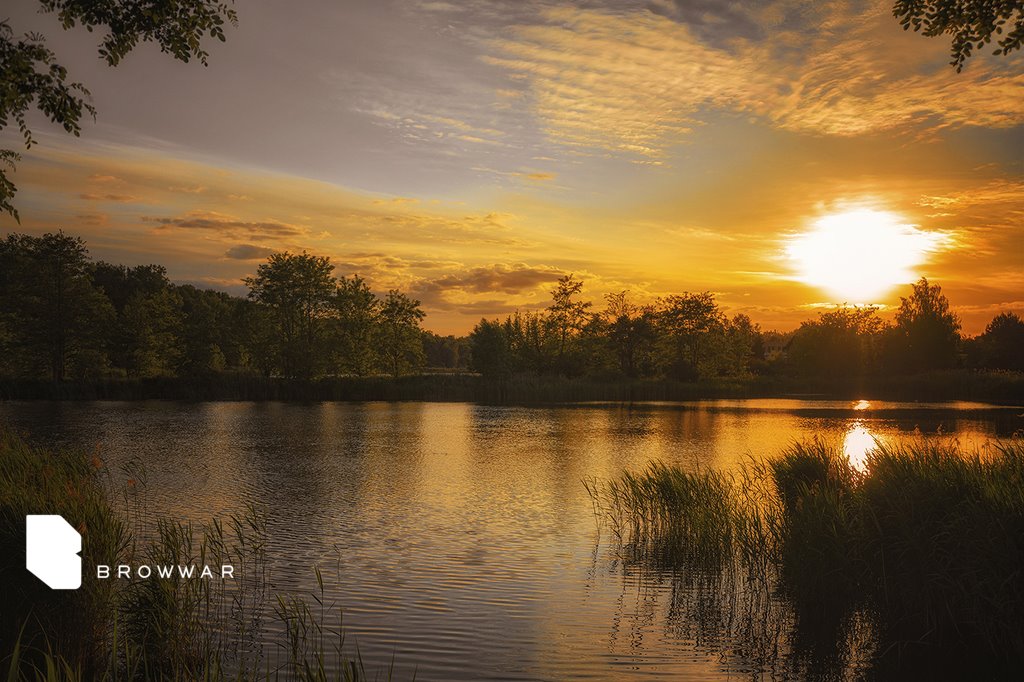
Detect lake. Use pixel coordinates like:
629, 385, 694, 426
2, 399, 1021, 680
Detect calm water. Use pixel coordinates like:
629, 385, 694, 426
3, 399, 1022, 680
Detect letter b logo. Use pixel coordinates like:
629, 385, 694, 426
26, 515, 82, 590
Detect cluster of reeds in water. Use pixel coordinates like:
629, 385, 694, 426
0, 428, 395, 681
586, 438, 1024, 679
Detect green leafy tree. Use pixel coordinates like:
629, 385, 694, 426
176, 285, 237, 376
121, 288, 184, 377
236, 299, 279, 377
655, 292, 726, 380
422, 331, 470, 370
717, 313, 762, 377
0, 1, 237, 219
331, 275, 380, 375
0, 231, 113, 379
547, 274, 592, 374
469, 318, 514, 379
505, 311, 557, 374
93, 262, 171, 314
894, 0, 1024, 71
376, 290, 425, 377
602, 291, 656, 378
245, 252, 336, 379
0, 236, 22, 374
93, 263, 181, 376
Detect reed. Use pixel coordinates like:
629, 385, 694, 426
0, 428, 398, 681
588, 438, 1024, 677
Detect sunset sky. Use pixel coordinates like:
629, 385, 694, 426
1, 0, 1021, 334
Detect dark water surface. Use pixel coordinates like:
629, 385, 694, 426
2, 399, 1021, 680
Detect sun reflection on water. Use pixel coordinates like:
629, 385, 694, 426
843, 421, 878, 472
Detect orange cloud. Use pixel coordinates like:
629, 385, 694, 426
483, 4, 1024, 159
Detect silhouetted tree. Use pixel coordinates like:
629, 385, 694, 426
656, 292, 725, 380
237, 301, 279, 377
94, 263, 181, 375
93, 263, 171, 314
121, 287, 183, 377
331, 275, 380, 375
3, 233, 1012, 388
175, 285, 236, 376
602, 291, 656, 378
422, 332, 470, 370
890, 278, 961, 372
517, 311, 560, 374
469, 319, 514, 378
788, 306, 883, 381
717, 314, 761, 377
894, 0, 1024, 71
547, 274, 592, 374
975, 312, 1024, 371
245, 252, 335, 379
1, 2, 237, 219
376, 290, 426, 377
0, 231, 113, 379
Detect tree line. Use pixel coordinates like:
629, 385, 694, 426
0, 231, 467, 381
469, 275, 1024, 381
1, 231, 1021, 385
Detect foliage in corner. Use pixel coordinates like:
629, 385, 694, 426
0, 1, 237, 220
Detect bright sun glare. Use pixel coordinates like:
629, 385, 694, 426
786, 209, 946, 303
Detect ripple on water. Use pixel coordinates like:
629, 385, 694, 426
1, 400, 1019, 681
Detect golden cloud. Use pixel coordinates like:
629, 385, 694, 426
484, 4, 1024, 158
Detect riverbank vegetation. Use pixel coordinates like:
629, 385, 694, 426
0, 428, 391, 681
3, 368, 1023, 403
587, 440, 1024, 678
1, 231, 1022, 402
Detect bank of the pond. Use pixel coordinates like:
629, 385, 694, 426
2, 368, 1023, 404
0, 428, 389, 681
589, 440, 1024, 678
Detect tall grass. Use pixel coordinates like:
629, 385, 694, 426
0, 429, 129, 673
588, 439, 1024, 678
0, 428, 400, 681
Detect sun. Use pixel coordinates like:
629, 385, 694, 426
786, 209, 946, 303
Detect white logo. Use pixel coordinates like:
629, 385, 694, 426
26, 515, 82, 590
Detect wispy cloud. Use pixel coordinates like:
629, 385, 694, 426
143, 212, 310, 239
79, 193, 137, 202
420, 262, 565, 294
224, 244, 278, 260
918, 181, 1024, 210
482, 3, 1024, 159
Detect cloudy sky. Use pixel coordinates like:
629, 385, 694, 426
2, 0, 1022, 333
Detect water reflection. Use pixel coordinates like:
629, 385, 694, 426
842, 421, 878, 472
0, 400, 1020, 681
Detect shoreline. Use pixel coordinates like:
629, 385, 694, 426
2, 369, 1022, 405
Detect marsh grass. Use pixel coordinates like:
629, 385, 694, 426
588, 439, 1024, 678
0, 428, 129, 672
0, 428, 399, 681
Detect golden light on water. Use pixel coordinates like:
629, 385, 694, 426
786, 209, 947, 303
843, 421, 878, 472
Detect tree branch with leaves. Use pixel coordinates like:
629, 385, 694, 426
894, 0, 1024, 70
0, 1, 236, 221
